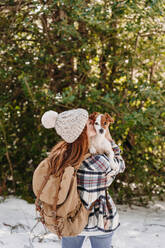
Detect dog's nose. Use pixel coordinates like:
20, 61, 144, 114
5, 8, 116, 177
99, 129, 104, 134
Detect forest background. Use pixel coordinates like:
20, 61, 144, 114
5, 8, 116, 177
0, 0, 164, 205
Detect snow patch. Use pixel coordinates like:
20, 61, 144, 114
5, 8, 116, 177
0, 196, 164, 248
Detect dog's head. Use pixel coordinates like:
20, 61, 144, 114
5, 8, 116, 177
89, 112, 114, 135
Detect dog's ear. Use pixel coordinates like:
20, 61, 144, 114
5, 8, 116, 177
104, 113, 114, 124
89, 112, 98, 123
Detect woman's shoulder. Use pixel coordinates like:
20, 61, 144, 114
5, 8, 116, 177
80, 153, 110, 173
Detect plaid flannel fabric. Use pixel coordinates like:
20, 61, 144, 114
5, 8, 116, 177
77, 141, 125, 233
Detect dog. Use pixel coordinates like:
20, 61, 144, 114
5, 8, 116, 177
89, 112, 119, 175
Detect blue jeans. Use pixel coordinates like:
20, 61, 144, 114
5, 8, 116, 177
62, 232, 113, 248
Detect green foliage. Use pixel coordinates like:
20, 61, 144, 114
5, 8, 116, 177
0, 0, 165, 205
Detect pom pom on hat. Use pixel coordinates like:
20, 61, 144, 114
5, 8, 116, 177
41, 110, 58, 129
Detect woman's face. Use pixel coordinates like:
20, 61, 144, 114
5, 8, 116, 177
86, 119, 96, 138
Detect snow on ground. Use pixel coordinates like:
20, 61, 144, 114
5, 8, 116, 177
0, 196, 165, 248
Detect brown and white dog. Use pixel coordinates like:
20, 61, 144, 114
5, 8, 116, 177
89, 112, 119, 175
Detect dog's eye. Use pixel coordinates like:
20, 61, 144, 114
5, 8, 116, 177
95, 122, 99, 125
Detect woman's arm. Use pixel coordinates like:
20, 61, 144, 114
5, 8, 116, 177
111, 140, 125, 173
105, 127, 125, 173
77, 152, 125, 208
104, 131, 125, 187
105, 145, 125, 187
77, 154, 117, 207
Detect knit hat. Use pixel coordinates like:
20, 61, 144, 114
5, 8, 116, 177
41, 108, 89, 143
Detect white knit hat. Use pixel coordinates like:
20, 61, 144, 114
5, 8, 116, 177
41, 108, 88, 143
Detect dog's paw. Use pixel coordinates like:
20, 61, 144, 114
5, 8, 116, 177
89, 147, 97, 154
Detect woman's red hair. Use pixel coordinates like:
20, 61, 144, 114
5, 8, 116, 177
48, 125, 88, 174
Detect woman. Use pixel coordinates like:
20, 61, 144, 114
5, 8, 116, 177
41, 108, 125, 248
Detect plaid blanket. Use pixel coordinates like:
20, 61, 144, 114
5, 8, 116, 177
77, 141, 125, 234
